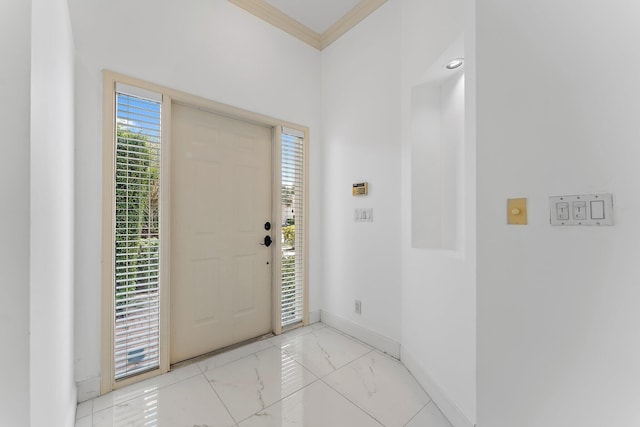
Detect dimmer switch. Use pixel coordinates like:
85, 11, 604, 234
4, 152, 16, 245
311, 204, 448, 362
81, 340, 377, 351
507, 198, 528, 225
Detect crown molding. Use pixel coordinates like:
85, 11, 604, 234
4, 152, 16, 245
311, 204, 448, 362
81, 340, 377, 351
228, 0, 322, 49
320, 0, 387, 50
228, 0, 388, 51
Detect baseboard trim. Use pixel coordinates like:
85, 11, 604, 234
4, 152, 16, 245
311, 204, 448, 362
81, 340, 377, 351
320, 310, 401, 359
401, 348, 475, 427
69, 383, 78, 424
76, 376, 101, 402
308, 309, 321, 324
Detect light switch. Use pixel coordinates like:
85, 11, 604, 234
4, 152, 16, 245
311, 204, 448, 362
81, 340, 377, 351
507, 198, 527, 225
556, 202, 569, 221
590, 200, 605, 220
354, 208, 373, 222
549, 194, 613, 226
572, 201, 587, 220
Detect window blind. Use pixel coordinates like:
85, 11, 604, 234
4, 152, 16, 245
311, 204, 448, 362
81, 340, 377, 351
281, 129, 305, 327
113, 90, 162, 380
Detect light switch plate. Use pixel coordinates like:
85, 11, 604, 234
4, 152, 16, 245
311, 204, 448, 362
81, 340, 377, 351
354, 208, 373, 222
549, 193, 613, 226
507, 198, 528, 225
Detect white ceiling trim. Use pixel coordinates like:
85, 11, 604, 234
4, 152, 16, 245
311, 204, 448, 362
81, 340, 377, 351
228, 0, 388, 51
320, 0, 386, 50
228, 0, 322, 49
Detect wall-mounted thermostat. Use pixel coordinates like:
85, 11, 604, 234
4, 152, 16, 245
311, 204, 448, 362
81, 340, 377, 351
352, 182, 368, 196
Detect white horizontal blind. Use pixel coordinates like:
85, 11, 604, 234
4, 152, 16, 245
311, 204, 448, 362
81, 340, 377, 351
113, 90, 162, 380
281, 129, 305, 327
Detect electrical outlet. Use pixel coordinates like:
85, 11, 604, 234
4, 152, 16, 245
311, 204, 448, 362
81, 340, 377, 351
355, 300, 362, 315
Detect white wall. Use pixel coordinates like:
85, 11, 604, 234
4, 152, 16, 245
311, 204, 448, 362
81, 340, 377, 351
67, 0, 321, 399
30, 0, 76, 424
320, 0, 402, 344
0, 1, 31, 424
477, 1, 640, 426
400, 1, 475, 426
410, 71, 465, 251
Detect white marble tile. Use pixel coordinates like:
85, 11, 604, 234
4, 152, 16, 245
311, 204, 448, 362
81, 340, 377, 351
324, 352, 430, 427
405, 402, 452, 427
76, 400, 92, 420
238, 381, 382, 427
92, 375, 235, 427
75, 415, 92, 427
198, 339, 275, 374
268, 323, 327, 347
206, 346, 317, 422
92, 363, 202, 413
279, 327, 372, 377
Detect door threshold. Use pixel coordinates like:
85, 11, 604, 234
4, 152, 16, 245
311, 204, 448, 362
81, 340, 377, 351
170, 332, 275, 370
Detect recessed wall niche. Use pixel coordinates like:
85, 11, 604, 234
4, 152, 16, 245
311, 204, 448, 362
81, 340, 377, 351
411, 37, 465, 250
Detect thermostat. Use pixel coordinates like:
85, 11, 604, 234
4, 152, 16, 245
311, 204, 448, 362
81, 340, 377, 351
352, 182, 368, 196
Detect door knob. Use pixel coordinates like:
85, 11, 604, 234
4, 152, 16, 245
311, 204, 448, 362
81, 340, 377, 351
261, 235, 272, 247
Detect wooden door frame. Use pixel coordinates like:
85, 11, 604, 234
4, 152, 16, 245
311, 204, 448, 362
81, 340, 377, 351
101, 70, 309, 394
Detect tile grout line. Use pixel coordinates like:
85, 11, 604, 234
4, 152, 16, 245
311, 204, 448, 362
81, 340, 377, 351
209, 346, 322, 425
233, 378, 324, 425
212, 323, 362, 425
313, 347, 389, 425
204, 371, 240, 426
316, 348, 375, 381
185, 325, 329, 425
320, 374, 386, 427
91, 368, 202, 415
320, 348, 432, 427
321, 324, 444, 423
402, 400, 432, 427
90, 323, 365, 424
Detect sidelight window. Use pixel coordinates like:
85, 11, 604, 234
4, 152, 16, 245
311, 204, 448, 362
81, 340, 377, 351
280, 128, 306, 327
112, 85, 162, 380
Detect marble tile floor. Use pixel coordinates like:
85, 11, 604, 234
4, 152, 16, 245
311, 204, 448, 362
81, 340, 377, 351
75, 323, 452, 427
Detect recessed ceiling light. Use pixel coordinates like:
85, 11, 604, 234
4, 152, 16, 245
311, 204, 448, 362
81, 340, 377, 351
445, 58, 464, 70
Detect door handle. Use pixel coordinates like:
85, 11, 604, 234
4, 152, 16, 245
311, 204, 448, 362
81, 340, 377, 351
260, 235, 272, 247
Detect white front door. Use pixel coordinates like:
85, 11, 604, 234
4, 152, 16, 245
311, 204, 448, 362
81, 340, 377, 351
170, 103, 273, 364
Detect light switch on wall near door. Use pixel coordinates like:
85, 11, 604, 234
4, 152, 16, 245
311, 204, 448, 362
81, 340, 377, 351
549, 193, 613, 226
354, 208, 373, 222
507, 198, 528, 225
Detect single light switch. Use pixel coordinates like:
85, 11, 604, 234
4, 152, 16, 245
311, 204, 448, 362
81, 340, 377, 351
573, 201, 587, 220
590, 200, 605, 220
556, 202, 569, 220
507, 198, 528, 225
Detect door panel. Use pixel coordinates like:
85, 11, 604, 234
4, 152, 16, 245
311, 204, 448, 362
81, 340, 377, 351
171, 104, 272, 364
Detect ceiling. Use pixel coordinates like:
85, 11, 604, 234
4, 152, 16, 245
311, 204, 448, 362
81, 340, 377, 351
228, 0, 387, 50
263, 0, 361, 34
